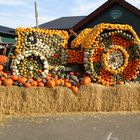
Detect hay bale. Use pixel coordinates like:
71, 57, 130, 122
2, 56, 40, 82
0, 83, 140, 116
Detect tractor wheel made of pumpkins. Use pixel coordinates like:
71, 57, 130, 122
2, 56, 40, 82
82, 23, 140, 86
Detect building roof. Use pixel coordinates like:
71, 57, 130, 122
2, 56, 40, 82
0, 25, 15, 35
73, 0, 140, 31
39, 16, 85, 29
39, 0, 140, 31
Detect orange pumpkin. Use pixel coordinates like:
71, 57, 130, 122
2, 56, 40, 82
31, 81, 38, 86
37, 82, 44, 87
11, 75, 18, 81
24, 82, 31, 88
3, 78, 13, 86
64, 81, 72, 88
18, 77, 27, 84
36, 78, 42, 83
46, 80, 55, 88
55, 79, 61, 86
45, 76, 51, 81
0, 65, 3, 71
70, 86, 78, 94
80, 76, 91, 85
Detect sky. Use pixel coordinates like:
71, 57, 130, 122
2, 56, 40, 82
0, 0, 140, 28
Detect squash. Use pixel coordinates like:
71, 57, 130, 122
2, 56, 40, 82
70, 86, 78, 94
24, 82, 31, 87
45, 76, 51, 81
55, 79, 61, 86
31, 80, 38, 86
18, 77, 27, 84
37, 82, 44, 87
46, 80, 55, 88
64, 81, 71, 88
3, 78, 13, 86
80, 76, 91, 85
11, 75, 18, 81
36, 78, 42, 83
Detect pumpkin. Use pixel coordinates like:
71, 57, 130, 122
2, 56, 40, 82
36, 78, 42, 83
80, 76, 91, 85
24, 82, 31, 88
70, 86, 78, 94
45, 76, 51, 81
46, 80, 55, 88
64, 81, 72, 88
11, 75, 18, 81
3, 78, 13, 86
18, 77, 27, 84
0, 65, 3, 71
55, 79, 61, 86
37, 82, 44, 87
0, 55, 7, 65
31, 81, 38, 86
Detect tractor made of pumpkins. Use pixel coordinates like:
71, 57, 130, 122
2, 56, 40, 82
1, 23, 139, 93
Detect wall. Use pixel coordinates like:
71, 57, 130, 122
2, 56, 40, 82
83, 3, 140, 37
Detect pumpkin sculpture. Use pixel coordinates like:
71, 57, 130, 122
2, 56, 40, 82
82, 23, 140, 85
5, 23, 139, 93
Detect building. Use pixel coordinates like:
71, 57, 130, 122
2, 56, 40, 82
0, 25, 15, 44
39, 0, 140, 36
0, 25, 15, 55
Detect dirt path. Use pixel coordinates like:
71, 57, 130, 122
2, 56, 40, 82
0, 113, 140, 140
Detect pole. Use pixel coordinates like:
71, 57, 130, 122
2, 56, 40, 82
34, 1, 39, 28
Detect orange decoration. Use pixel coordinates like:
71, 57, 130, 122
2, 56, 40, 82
46, 80, 55, 88
91, 45, 103, 62
111, 35, 133, 48
37, 82, 44, 87
80, 76, 91, 85
55, 79, 61, 86
10, 75, 18, 81
36, 78, 42, 83
67, 49, 84, 64
3, 78, 13, 86
31, 81, 38, 86
98, 69, 114, 86
122, 60, 140, 80
24, 82, 31, 88
0, 55, 7, 65
64, 81, 72, 88
70, 86, 78, 94
18, 77, 27, 84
